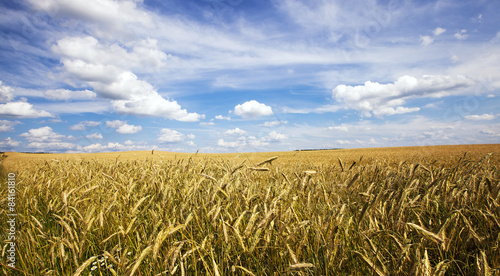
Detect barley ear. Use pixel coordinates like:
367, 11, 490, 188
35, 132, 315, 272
73, 256, 97, 276
129, 246, 152, 275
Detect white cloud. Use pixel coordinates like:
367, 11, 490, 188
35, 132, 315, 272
44, 89, 96, 100
116, 124, 142, 134
158, 128, 185, 143
454, 29, 468, 40
0, 137, 20, 148
0, 101, 53, 118
336, 139, 353, 145
29, 0, 154, 38
187, 134, 196, 139
53, 36, 203, 121
20, 126, 78, 151
332, 75, 475, 117
248, 139, 270, 147
263, 131, 288, 141
105, 120, 127, 128
465, 114, 495, 121
261, 120, 287, 127
53, 36, 167, 71
61, 58, 123, 86
215, 115, 231, 120
234, 100, 273, 119
0, 120, 20, 132
218, 136, 267, 148
105, 120, 141, 134
81, 141, 151, 153
112, 92, 204, 121
86, 133, 103, 139
373, 106, 421, 116
0, 81, 14, 102
433, 27, 446, 36
217, 138, 241, 148
0, 82, 53, 118
225, 128, 247, 135
20, 126, 74, 142
200, 121, 215, 126
124, 140, 134, 146
70, 120, 101, 131
420, 35, 433, 46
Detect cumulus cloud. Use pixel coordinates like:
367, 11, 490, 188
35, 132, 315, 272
0, 137, 20, 148
420, 35, 433, 46
262, 131, 288, 141
218, 136, 269, 148
465, 114, 495, 120
225, 128, 247, 135
105, 120, 142, 134
112, 91, 203, 121
70, 120, 101, 131
29, 0, 154, 38
0, 82, 53, 118
20, 126, 78, 151
0, 101, 53, 118
433, 27, 446, 36
86, 133, 103, 139
420, 27, 446, 46
332, 75, 475, 117
217, 138, 243, 148
20, 126, 73, 142
234, 100, 273, 119
0, 120, 21, 132
116, 124, 142, 134
52, 36, 203, 121
261, 120, 287, 127
215, 115, 231, 120
53, 36, 167, 70
158, 128, 185, 143
0, 81, 14, 102
44, 89, 96, 100
81, 141, 151, 153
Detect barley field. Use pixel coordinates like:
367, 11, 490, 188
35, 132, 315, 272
1, 144, 499, 275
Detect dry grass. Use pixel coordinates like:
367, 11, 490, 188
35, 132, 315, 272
0, 144, 499, 275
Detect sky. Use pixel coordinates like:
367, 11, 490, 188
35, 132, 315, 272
0, 0, 499, 153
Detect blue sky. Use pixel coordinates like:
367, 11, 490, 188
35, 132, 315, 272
0, 0, 499, 153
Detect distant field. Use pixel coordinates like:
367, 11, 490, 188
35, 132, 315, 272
0, 144, 499, 275
3, 144, 499, 169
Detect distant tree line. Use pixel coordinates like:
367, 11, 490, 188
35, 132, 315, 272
295, 148, 342, 151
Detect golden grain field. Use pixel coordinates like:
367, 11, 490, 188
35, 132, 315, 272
1, 144, 499, 275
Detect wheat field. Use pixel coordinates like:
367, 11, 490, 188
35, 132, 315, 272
0, 144, 499, 275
